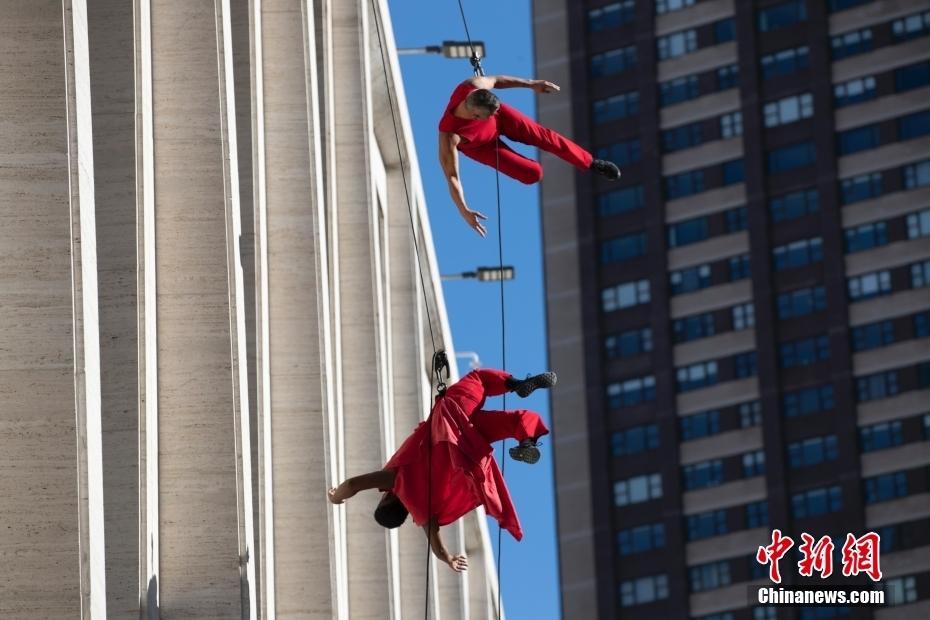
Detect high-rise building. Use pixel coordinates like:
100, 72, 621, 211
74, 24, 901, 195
533, 0, 930, 617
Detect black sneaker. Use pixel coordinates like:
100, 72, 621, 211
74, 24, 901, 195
509, 439, 541, 464
590, 159, 621, 181
507, 371, 557, 398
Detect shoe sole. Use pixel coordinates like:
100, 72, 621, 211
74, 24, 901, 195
509, 445, 540, 464
515, 371, 557, 398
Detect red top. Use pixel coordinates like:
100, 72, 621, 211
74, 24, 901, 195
383, 389, 522, 540
437, 81, 500, 148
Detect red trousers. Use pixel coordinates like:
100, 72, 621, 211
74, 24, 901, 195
446, 369, 549, 443
459, 104, 594, 185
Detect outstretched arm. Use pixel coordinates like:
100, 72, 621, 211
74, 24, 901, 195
328, 469, 395, 504
467, 75, 560, 94
438, 131, 487, 237
425, 518, 468, 572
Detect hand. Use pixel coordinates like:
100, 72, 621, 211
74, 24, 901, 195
532, 80, 560, 94
460, 208, 488, 237
446, 554, 468, 572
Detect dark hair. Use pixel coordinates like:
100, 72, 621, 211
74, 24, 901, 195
467, 89, 500, 113
374, 493, 409, 529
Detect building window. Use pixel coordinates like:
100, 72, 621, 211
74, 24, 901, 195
660, 74, 700, 107
761, 45, 809, 80
728, 254, 751, 281
668, 216, 709, 247
903, 158, 930, 189
783, 384, 835, 417
778, 285, 826, 319
856, 370, 899, 402
614, 473, 663, 506
916, 310, 930, 337
895, 60, 930, 92
732, 302, 755, 330
597, 138, 642, 167
883, 576, 917, 606
588, 1, 635, 32
686, 509, 728, 541
683, 459, 724, 490
837, 124, 880, 155
745, 500, 769, 528
607, 375, 657, 408
716, 64, 739, 90
665, 169, 706, 199
780, 335, 830, 368
599, 185, 645, 216
925, 413, 930, 439
892, 10, 930, 41
912, 259, 930, 288
907, 208, 930, 239
831, 28, 873, 60
590, 46, 638, 78
847, 270, 891, 301
897, 109, 930, 141
828, 0, 872, 12
681, 409, 720, 441
594, 91, 640, 124
851, 320, 894, 352
602, 279, 650, 312
768, 141, 816, 173
742, 450, 766, 477
834, 76, 876, 107
770, 188, 819, 223
734, 351, 758, 378
690, 560, 732, 593
656, 0, 696, 14
720, 111, 743, 138
714, 17, 736, 44
740, 401, 762, 427
799, 607, 851, 619
725, 205, 748, 232
758, 0, 807, 33
601, 232, 647, 264
792, 485, 842, 518
722, 159, 745, 185
657, 29, 697, 60
605, 327, 653, 359
864, 471, 908, 504
617, 522, 666, 556
662, 121, 703, 152
844, 221, 887, 253
840, 172, 883, 204
696, 613, 734, 620
619, 574, 669, 607
673, 312, 715, 343
764, 93, 813, 127
676, 360, 718, 392
860, 420, 903, 452
670, 263, 711, 295
612, 424, 660, 456
788, 435, 839, 468
773, 237, 823, 271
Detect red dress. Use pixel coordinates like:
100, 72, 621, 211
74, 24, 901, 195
383, 369, 549, 541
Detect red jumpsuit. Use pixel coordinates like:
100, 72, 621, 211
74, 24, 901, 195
383, 369, 549, 541
438, 81, 594, 184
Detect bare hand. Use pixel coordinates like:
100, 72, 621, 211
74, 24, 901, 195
532, 80, 560, 94
446, 554, 468, 572
460, 209, 488, 237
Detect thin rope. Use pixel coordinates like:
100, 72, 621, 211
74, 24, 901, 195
455, 0, 484, 76
493, 139, 506, 620
369, 5, 445, 619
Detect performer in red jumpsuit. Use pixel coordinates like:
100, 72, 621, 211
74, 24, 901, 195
327, 368, 556, 572
438, 74, 622, 237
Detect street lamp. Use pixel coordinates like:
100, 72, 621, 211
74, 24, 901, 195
456, 351, 482, 370
441, 266, 515, 282
397, 40, 486, 61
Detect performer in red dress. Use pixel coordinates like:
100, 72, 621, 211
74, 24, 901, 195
438, 74, 622, 237
327, 368, 556, 572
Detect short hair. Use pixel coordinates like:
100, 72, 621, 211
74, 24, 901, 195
374, 493, 409, 529
467, 89, 500, 114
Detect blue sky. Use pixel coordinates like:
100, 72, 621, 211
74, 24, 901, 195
387, 0, 561, 617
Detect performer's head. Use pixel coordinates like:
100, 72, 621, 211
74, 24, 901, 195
465, 89, 500, 119
374, 491, 409, 528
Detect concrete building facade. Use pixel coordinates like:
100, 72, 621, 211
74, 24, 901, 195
533, 0, 930, 618
0, 0, 499, 617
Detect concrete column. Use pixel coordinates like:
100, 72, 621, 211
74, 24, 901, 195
137, 0, 256, 615
250, 0, 338, 616
0, 0, 106, 616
